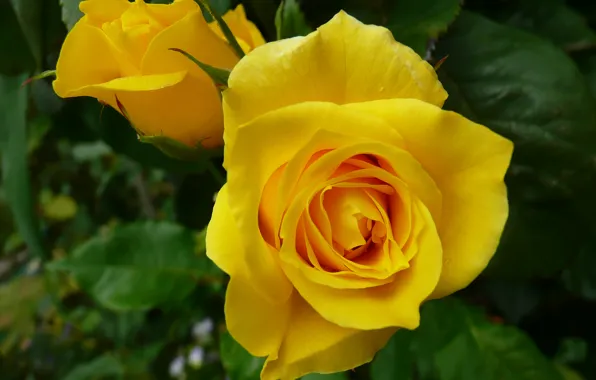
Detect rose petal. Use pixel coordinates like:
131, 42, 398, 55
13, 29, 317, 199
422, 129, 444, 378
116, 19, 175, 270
223, 11, 447, 154
225, 275, 291, 357
346, 98, 513, 298
281, 198, 442, 330
226, 102, 400, 302
142, 9, 238, 75
261, 294, 395, 380
53, 23, 121, 98
79, 0, 131, 27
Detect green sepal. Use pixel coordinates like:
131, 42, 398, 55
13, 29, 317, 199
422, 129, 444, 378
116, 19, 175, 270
138, 134, 221, 162
169, 48, 230, 89
195, 0, 245, 58
21, 70, 56, 87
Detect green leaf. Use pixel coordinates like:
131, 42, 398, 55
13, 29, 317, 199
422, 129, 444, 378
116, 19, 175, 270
220, 331, 265, 380
567, 0, 596, 30
434, 12, 596, 278
0, 276, 46, 353
0, 2, 35, 75
302, 373, 349, 379
242, 0, 278, 40
275, 0, 312, 40
0, 74, 46, 259
47, 222, 210, 311
562, 236, 596, 300
482, 279, 541, 324
557, 364, 585, 380
506, 0, 596, 51
555, 338, 588, 364
8, 0, 42, 67
169, 48, 230, 89
370, 330, 414, 380
575, 52, 596, 100
62, 354, 124, 380
60, 0, 84, 30
386, 0, 460, 56
416, 299, 563, 380
209, 0, 231, 15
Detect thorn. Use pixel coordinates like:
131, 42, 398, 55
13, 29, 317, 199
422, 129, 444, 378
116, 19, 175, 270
21, 78, 34, 88
434, 55, 449, 71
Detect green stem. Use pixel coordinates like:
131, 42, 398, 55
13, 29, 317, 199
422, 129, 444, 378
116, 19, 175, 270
196, 0, 245, 58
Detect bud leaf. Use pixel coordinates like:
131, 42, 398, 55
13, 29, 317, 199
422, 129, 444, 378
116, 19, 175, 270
169, 48, 230, 90
138, 134, 220, 162
195, 0, 245, 59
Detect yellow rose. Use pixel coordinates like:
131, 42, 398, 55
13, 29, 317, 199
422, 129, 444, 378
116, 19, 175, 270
52, 0, 264, 148
207, 11, 513, 380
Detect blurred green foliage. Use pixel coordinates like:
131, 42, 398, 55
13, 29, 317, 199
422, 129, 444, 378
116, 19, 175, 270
2, 0, 596, 379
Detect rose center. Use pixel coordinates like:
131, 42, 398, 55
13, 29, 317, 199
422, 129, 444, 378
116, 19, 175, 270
102, 2, 163, 74
322, 186, 389, 261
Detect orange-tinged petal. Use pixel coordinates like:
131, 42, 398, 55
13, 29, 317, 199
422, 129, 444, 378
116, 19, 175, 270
284, 139, 440, 236
345, 98, 513, 298
226, 102, 399, 302
223, 11, 446, 150
298, 219, 394, 289
261, 105, 406, 234
324, 187, 380, 250
280, 199, 442, 330
261, 294, 395, 380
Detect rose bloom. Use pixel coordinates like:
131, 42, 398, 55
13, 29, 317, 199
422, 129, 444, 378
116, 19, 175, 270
53, 0, 264, 147
207, 11, 513, 380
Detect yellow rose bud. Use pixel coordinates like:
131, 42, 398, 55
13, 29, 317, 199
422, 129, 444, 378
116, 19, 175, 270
52, 0, 263, 148
207, 11, 514, 380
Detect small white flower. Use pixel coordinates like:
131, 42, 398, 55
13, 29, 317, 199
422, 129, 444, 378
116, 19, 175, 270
188, 346, 205, 368
169, 355, 185, 378
192, 318, 214, 342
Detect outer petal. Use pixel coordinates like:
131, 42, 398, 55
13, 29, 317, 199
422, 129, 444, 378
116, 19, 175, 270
206, 185, 239, 276
53, 23, 121, 98
261, 294, 395, 380
114, 73, 224, 146
141, 8, 238, 75
209, 5, 266, 52
79, 0, 131, 27
56, 71, 187, 99
225, 276, 291, 358
145, 0, 200, 26
208, 186, 291, 357
70, 72, 224, 147
222, 10, 446, 158
345, 99, 513, 298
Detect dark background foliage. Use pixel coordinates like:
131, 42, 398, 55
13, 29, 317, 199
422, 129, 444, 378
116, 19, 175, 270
1, 0, 596, 378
